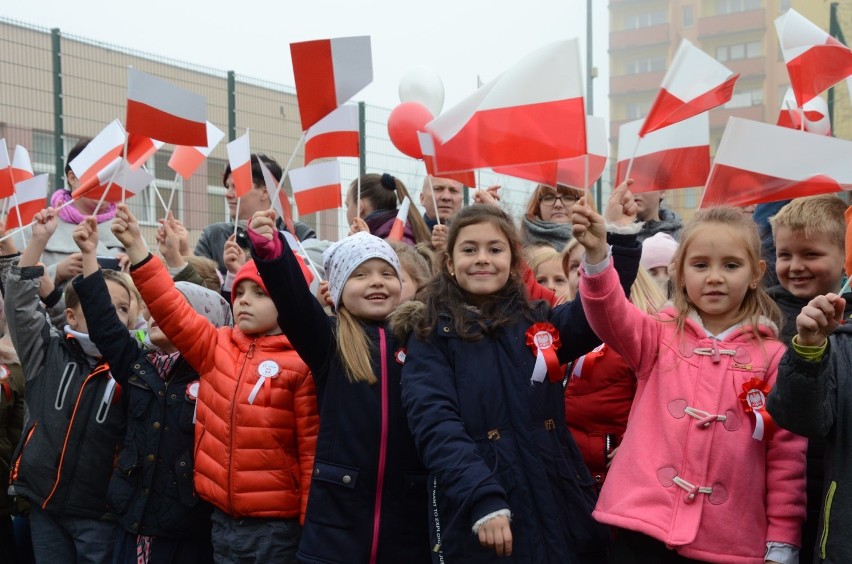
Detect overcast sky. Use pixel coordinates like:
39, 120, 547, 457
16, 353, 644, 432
5, 0, 610, 116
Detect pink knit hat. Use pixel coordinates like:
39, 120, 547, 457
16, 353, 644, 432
640, 233, 679, 270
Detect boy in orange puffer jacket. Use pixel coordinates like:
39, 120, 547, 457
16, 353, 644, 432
112, 204, 319, 564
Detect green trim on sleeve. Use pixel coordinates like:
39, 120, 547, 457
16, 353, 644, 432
791, 335, 828, 362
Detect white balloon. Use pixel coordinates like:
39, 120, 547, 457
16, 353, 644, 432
399, 66, 445, 117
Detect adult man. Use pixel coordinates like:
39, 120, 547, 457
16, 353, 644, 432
420, 176, 464, 230
633, 190, 683, 243
195, 154, 316, 275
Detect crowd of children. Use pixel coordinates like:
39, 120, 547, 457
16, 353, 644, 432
0, 161, 849, 564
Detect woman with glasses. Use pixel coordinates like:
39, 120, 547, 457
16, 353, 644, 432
521, 183, 583, 255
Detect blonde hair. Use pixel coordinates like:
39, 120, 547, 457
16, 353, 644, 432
671, 207, 781, 336
769, 194, 847, 250
183, 255, 222, 292
389, 241, 433, 290
630, 267, 666, 315
524, 183, 584, 222
336, 306, 377, 385
558, 239, 584, 302
529, 249, 562, 275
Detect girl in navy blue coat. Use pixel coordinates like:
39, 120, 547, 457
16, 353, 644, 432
398, 203, 638, 563
245, 210, 430, 564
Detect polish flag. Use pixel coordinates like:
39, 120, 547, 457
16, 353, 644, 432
6, 174, 48, 230
71, 157, 153, 203
425, 39, 587, 173
226, 133, 253, 198
776, 88, 831, 135
492, 115, 607, 189
639, 39, 738, 137
168, 122, 225, 179
0, 140, 13, 198
387, 196, 411, 242
290, 36, 373, 131
257, 156, 296, 237
776, 9, 852, 107
416, 132, 476, 187
11, 146, 34, 184
289, 161, 341, 216
701, 117, 852, 208
70, 120, 126, 183
127, 134, 163, 170
304, 105, 360, 165
126, 68, 207, 146
617, 112, 710, 192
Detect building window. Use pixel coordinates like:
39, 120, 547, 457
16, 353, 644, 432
625, 56, 666, 75
715, 41, 762, 62
779, 0, 791, 14
624, 10, 667, 30
207, 157, 229, 224
128, 153, 180, 225
725, 88, 765, 108
627, 101, 651, 120
715, 0, 761, 15
683, 5, 694, 27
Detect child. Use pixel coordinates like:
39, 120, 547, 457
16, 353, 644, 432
768, 292, 852, 562
766, 195, 851, 562
388, 241, 433, 302
71, 217, 222, 563
244, 212, 431, 564
6, 208, 130, 563
530, 249, 571, 299
640, 232, 678, 296
564, 267, 664, 491
575, 203, 807, 563
398, 203, 641, 563
345, 173, 431, 245
111, 205, 318, 564
560, 238, 584, 302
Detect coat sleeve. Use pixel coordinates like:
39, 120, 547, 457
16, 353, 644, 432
73, 270, 141, 386
767, 341, 842, 439
401, 333, 509, 529
252, 234, 336, 382
763, 347, 808, 547
578, 260, 661, 375
293, 369, 319, 524
130, 256, 219, 376
4, 266, 52, 383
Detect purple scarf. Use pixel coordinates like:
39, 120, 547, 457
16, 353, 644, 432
50, 189, 117, 225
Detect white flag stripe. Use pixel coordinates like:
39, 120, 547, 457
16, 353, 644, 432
13, 174, 48, 204
428, 39, 584, 142
226, 133, 251, 169
664, 40, 737, 100
776, 9, 832, 58
196, 122, 225, 155
128, 68, 206, 123
619, 113, 709, 159
396, 196, 411, 222
306, 105, 359, 139
417, 131, 436, 157
715, 117, 852, 182
70, 120, 126, 178
290, 161, 340, 192
586, 116, 608, 157
330, 36, 373, 105
12, 146, 33, 174
0, 140, 8, 169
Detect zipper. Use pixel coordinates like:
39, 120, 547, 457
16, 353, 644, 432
368, 327, 390, 564
43, 363, 111, 509
820, 480, 837, 560
11, 421, 38, 482
228, 339, 256, 514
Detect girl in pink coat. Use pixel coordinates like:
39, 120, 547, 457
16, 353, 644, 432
573, 202, 806, 564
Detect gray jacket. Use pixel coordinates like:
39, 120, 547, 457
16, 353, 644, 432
768, 324, 852, 563
5, 265, 125, 518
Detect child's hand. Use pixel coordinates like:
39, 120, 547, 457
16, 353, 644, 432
348, 217, 370, 236
54, 253, 84, 284
111, 204, 147, 264
223, 235, 246, 275
30, 208, 58, 241
571, 197, 608, 264
0, 227, 17, 256
473, 186, 500, 207
157, 213, 184, 268
796, 293, 846, 347
36, 262, 56, 301
430, 224, 449, 253
249, 210, 277, 240
604, 179, 637, 227
72, 217, 100, 255
170, 214, 191, 256
478, 515, 512, 557
317, 280, 333, 308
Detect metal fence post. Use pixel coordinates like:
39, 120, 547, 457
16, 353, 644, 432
227, 70, 236, 142
51, 27, 64, 187
358, 101, 366, 176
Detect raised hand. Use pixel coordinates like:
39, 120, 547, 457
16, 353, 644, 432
571, 198, 608, 264
111, 204, 147, 264
72, 217, 100, 255
796, 293, 847, 347
54, 253, 84, 284
30, 208, 59, 241
223, 234, 246, 275
157, 213, 184, 268
604, 179, 637, 227
249, 209, 277, 240
473, 187, 500, 208
430, 224, 449, 253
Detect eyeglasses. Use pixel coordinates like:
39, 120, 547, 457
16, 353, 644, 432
539, 194, 579, 206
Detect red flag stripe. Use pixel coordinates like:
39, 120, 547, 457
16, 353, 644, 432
230, 161, 253, 198
293, 183, 341, 216
640, 75, 738, 137
617, 145, 710, 191
291, 40, 338, 131
702, 164, 844, 207
785, 45, 852, 106
126, 100, 207, 147
168, 148, 206, 179
6, 199, 45, 230
304, 131, 359, 164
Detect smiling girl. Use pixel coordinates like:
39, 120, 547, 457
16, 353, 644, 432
574, 203, 807, 564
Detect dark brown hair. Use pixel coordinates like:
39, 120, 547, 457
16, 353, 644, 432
348, 173, 431, 244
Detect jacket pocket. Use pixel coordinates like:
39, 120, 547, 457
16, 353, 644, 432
820, 480, 837, 560
108, 448, 140, 516
174, 450, 198, 508
305, 460, 360, 529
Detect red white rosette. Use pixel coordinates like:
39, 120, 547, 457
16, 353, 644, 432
739, 377, 775, 441
526, 323, 563, 384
